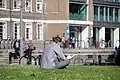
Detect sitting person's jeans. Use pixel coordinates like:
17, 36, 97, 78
55, 59, 70, 69
54, 56, 70, 69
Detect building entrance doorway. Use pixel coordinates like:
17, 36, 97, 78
69, 26, 82, 48
105, 28, 114, 47
0, 22, 7, 39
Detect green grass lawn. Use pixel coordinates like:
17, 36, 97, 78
0, 65, 120, 80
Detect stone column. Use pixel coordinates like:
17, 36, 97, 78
99, 27, 105, 41
7, 0, 13, 39
2, 22, 7, 39
96, 27, 99, 41
78, 27, 82, 48
113, 8, 115, 22
32, 22, 37, 40
110, 28, 114, 47
7, 21, 13, 39
104, 7, 106, 21
32, 0, 36, 12
108, 8, 110, 22
22, 0, 25, 11
86, 0, 93, 21
7, 0, 13, 9
98, 7, 100, 21
86, 0, 93, 38
82, 26, 89, 48
99, 27, 105, 48
114, 28, 119, 48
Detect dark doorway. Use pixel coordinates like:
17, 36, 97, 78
105, 28, 111, 47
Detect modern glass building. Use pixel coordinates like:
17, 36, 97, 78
69, 0, 120, 48
93, 0, 120, 48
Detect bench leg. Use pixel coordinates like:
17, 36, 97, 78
9, 53, 12, 64
98, 55, 101, 65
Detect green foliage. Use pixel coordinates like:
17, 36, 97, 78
0, 65, 120, 80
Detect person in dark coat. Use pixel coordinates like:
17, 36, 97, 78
13, 39, 20, 58
115, 46, 120, 66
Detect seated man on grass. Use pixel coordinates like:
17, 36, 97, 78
40, 36, 72, 69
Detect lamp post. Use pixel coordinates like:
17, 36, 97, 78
9, 0, 12, 40
20, 0, 24, 65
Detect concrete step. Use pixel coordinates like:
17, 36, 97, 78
0, 55, 9, 59
0, 58, 9, 64
12, 59, 19, 63
0, 58, 8, 61
9, 63, 19, 65
0, 59, 8, 64
0, 63, 8, 65
0, 52, 9, 65
0, 52, 9, 55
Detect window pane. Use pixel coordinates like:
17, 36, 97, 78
0, 0, 6, 8
37, 0, 42, 2
37, 3, 42, 11
115, 8, 118, 22
105, 7, 108, 22
14, 0, 20, 9
69, 3, 87, 20
36, 0, 43, 12
36, 23, 43, 40
109, 7, 113, 22
26, 0, 31, 11
26, 28, 29, 39
100, 6, 104, 21
14, 22, 20, 39
94, 6, 98, 21
0, 29, 3, 32
0, 22, 3, 39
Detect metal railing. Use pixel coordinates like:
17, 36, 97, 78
0, 39, 15, 49
42, 39, 116, 49
69, 40, 86, 49
43, 40, 53, 48
0, 39, 29, 49
0, 39, 117, 50
107, 40, 114, 48
79, 40, 86, 49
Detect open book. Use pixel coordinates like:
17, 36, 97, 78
67, 55, 74, 59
